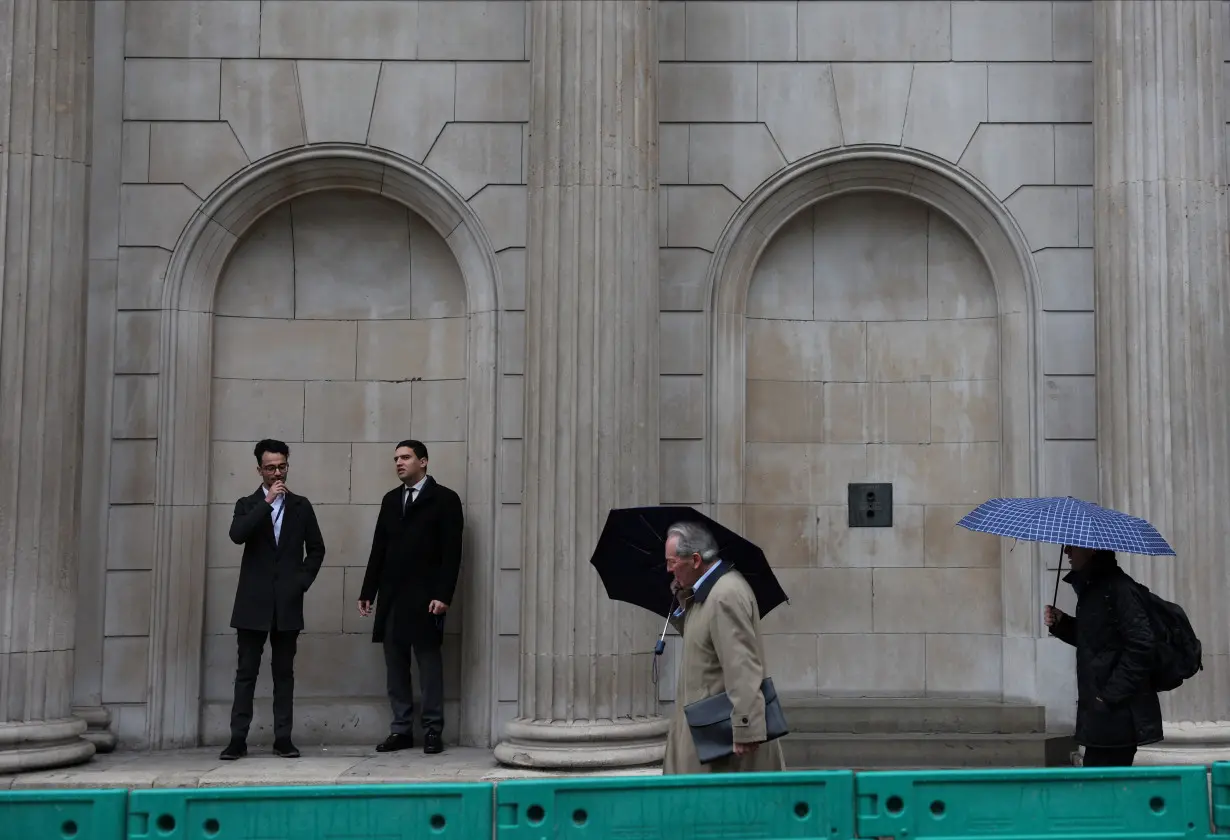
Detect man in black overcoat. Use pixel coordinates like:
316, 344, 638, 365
358, 439, 464, 755
1045, 546, 1163, 767
221, 439, 326, 760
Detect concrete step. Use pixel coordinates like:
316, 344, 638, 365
780, 732, 1077, 770
779, 697, 1046, 735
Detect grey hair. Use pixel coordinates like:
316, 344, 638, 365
666, 521, 719, 563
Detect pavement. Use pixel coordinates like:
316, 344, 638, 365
0, 746, 662, 790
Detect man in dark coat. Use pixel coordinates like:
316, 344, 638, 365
1045, 546, 1163, 767
221, 439, 326, 760
358, 440, 464, 755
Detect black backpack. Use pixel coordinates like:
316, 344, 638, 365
1133, 582, 1203, 692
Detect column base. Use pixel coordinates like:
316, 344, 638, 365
494, 717, 669, 770
1134, 721, 1230, 766
0, 717, 96, 773
72, 706, 117, 754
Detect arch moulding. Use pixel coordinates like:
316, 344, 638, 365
145, 144, 501, 749
705, 146, 1046, 691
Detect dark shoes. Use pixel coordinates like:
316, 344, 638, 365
220, 738, 298, 759
376, 732, 414, 752
375, 731, 443, 754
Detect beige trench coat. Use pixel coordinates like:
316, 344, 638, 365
662, 564, 786, 775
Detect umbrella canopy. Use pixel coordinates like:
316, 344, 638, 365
590, 505, 788, 620
957, 496, 1176, 556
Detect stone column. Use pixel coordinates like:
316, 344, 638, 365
0, 0, 96, 772
493, 0, 666, 769
71, 0, 125, 756
1093, 0, 1230, 763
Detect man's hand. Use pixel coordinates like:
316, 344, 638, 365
265, 480, 286, 504
1044, 605, 1065, 627
357, 599, 373, 617
733, 741, 761, 756
428, 600, 449, 615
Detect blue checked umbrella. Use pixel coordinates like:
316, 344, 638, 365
957, 496, 1175, 604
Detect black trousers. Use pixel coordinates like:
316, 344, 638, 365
229, 626, 299, 742
1083, 745, 1137, 767
382, 605, 445, 737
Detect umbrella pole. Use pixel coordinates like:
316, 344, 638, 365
1051, 544, 1063, 606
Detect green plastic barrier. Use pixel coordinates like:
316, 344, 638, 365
856, 766, 1212, 840
126, 783, 492, 840
495, 770, 855, 839
1213, 762, 1229, 835
0, 788, 127, 840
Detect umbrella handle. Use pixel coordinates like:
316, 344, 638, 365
651, 615, 670, 685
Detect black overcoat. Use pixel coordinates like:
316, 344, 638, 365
228, 488, 326, 632
1051, 561, 1164, 749
359, 476, 464, 647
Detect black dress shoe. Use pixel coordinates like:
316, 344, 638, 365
375, 733, 414, 752
219, 740, 247, 760
423, 731, 443, 755
273, 739, 300, 758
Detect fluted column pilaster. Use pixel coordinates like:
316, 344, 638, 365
493, 0, 665, 769
1093, 0, 1230, 763
0, 0, 95, 772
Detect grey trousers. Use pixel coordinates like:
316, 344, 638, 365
382, 606, 444, 736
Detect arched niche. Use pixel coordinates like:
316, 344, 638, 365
145, 144, 501, 749
705, 146, 1044, 690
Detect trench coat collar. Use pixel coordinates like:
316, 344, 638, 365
691, 560, 733, 605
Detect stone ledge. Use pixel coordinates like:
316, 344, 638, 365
0, 746, 661, 790
781, 732, 1076, 770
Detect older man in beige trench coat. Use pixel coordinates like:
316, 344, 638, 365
662, 521, 785, 775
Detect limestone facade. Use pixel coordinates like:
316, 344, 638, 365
1, 0, 1227, 770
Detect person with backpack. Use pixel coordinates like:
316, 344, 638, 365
1044, 545, 1162, 767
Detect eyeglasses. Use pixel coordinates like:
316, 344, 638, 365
261, 464, 288, 473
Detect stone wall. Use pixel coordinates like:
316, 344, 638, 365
198, 193, 468, 744
86, 0, 527, 749
79, 0, 1101, 748
654, 0, 1095, 726
742, 193, 1005, 697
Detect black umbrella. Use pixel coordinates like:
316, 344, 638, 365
590, 505, 789, 620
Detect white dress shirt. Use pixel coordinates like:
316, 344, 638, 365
262, 484, 285, 545
402, 475, 427, 512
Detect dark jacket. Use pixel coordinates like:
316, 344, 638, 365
359, 476, 464, 647
228, 488, 326, 632
1050, 559, 1163, 748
